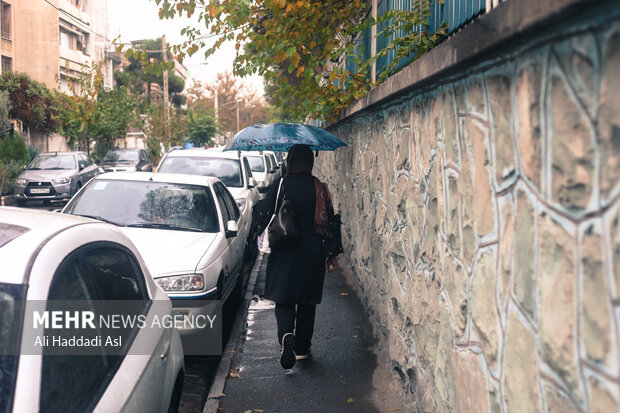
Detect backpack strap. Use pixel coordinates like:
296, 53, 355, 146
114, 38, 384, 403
266, 177, 284, 229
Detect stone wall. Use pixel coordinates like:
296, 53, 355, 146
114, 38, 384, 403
315, 4, 620, 412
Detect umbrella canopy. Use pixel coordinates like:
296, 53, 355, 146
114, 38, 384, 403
223, 123, 347, 152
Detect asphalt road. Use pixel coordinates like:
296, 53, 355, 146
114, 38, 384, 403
13, 199, 68, 211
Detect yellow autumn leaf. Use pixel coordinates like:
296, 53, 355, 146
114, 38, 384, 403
310, 41, 316, 49
285, 3, 294, 13
291, 52, 300, 67
347, 398, 355, 403
296, 65, 305, 77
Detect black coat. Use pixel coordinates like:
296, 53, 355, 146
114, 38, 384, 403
254, 174, 326, 305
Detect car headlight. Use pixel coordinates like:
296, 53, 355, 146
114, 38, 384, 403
52, 177, 70, 184
15, 178, 27, 185
155, 274, 205, 292
235, 198, 247, 212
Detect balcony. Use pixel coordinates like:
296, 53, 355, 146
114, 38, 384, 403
58, 0, 90, 26
59, 46, 91, 72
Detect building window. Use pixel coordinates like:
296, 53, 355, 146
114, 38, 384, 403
2, 56, 12, 73
1, 2, 11, 40
76, 32, 88, 54
60, 29, 74, 50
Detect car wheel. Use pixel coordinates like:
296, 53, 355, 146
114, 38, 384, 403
16, 198, 27, 207
232, 267, 244, 305
167, 370, 184, 413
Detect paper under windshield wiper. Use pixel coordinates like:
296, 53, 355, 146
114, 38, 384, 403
73, 214, 123, 226
126, 222, 203, 232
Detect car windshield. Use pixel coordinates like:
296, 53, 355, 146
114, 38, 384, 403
103, 150, 139, 162
158, 157, 243, 188
246, 156, 265, 173
64, 180, 219, 232
28, 154, 76, 170
0, 283, 27, 413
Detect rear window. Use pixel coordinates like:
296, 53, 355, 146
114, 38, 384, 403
103, 150, 139, 162
246, 156, 265, 173
0, 282, 27, 413
158, 157, 243, 188
28, 154, 76, 170
65, 180, 220, 233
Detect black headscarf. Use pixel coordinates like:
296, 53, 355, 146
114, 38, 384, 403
286, 144, 314, 175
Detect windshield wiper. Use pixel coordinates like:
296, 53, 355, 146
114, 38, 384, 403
126, 222, 203, 232
72, 214, 123, 226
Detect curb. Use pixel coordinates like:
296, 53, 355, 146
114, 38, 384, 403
202, 251, 265, 413
0, 195, 15, 206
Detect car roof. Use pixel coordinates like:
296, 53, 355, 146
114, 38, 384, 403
240, 151, 266, 158
108, 148, 141, 151
0, 208, 97, 285
93, 171, 221, 186
164, 148, 243, 160
39, 151, 82, 156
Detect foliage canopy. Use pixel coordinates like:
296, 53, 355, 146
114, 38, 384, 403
138, 0, 446, 121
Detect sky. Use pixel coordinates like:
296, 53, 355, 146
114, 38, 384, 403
107, 0, 264, 95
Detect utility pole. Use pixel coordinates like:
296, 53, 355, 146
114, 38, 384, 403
214, 91, 219, 123
236, 100, 240, 133
162, 35, 170, 147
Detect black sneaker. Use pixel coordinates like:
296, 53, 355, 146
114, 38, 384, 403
280, 333, 296, 369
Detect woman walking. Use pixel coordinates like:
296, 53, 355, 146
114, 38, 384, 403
253, 144, 339, 369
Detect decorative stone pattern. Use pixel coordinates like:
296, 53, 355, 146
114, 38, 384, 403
316, 15, 620, 413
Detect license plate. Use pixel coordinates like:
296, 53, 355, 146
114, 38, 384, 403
30, 188, 50, 194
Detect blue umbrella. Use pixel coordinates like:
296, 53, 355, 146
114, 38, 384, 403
223, 123, 347, 152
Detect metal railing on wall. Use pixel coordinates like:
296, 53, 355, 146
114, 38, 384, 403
345, 0, 507, 81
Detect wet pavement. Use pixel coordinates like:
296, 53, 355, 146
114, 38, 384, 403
213, 256, 405, 413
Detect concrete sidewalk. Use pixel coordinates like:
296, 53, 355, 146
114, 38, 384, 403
208, 255, 405, 413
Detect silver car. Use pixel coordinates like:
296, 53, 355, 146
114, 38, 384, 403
62, 172, 248, 336
101, 148, 153, 172
13, 151, 100, 206
0, 208, 185, 413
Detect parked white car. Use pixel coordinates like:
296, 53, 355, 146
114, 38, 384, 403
241, 151, 278, 197
61, 172, 248, 335
263, 151, 283, 181
156, 148, 260, 258
0, 208, 184, 413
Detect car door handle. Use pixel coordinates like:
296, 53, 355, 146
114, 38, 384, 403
160, 338, 171, 362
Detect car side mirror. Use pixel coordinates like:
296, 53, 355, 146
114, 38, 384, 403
225, 220, 238, 238
79, 164, 85, 171
23, 165, 27, 170
248, 177, 257, 188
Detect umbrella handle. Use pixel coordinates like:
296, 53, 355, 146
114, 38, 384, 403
315, 150, 318, 158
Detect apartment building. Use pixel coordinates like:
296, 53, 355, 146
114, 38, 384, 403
0, 0, 13, 74
1, 0, 112, 91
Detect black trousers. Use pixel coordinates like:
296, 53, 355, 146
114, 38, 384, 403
275, 303, 316, 354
